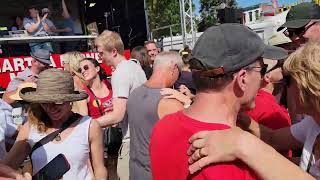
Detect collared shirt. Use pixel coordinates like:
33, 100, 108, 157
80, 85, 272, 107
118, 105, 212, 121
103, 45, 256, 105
23, 17, 55, 36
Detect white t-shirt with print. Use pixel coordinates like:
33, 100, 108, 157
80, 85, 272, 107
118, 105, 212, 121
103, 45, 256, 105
291, 116, 320, 178
111, 60, 147, 142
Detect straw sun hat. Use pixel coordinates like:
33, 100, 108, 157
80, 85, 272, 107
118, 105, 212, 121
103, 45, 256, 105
10, 82, 37, 101
20, 68, 88, 103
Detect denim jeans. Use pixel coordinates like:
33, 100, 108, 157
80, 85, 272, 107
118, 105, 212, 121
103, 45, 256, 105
29, 42, 53, 53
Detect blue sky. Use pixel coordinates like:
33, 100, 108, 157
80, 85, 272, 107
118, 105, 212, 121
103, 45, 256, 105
194, 0, 310, 15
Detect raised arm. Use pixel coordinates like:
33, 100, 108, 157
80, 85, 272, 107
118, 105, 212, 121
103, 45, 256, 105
24, 14, 41, 34
62, 0, 70, 18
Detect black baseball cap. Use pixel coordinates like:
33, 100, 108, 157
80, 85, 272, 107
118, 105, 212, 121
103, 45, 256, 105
278, 2, 320, 31
191, 24, 288, 75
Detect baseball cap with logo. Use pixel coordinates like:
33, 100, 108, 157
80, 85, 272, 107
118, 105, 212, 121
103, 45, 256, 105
278, 2, 320, 31
191, 23, 288, 77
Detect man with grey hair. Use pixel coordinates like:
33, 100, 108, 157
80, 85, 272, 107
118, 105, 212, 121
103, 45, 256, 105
127, 51, 192, 180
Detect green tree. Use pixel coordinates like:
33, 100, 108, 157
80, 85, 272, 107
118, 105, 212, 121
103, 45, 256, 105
146, 0, 181, 38
198, 0, 237, 32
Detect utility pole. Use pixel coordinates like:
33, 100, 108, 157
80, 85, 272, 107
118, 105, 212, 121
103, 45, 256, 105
179, 0, 197, 48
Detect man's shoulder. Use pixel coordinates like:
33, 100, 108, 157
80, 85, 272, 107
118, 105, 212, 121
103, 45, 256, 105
153, 111, 182, 132
127, 85, 144, 96
117, 60, 141, 70
17, 68, 32, 79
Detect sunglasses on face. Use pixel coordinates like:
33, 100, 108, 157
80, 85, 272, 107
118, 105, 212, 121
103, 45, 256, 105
245, 64, 268, 77
78, 65, 90, 73
284, 21, 317, 38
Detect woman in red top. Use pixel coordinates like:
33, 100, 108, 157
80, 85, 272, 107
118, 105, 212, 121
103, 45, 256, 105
80, 58, 113, 119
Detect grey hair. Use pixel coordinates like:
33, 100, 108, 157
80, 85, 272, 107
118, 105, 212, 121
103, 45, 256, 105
153, 51, 184, 70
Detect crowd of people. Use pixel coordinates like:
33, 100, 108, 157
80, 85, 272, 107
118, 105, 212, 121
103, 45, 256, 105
1, 1, 320, 180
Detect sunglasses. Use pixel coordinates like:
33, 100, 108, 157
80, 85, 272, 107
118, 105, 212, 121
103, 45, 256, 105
245, 64, 268, 76
284, 21, 317, 38
78, 65, 90, 73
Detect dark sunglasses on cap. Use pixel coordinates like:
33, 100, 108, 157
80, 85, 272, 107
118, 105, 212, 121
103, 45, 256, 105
284, 21, 317, 38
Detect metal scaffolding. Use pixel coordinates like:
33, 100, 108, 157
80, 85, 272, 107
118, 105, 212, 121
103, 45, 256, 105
179, 0, 197, 48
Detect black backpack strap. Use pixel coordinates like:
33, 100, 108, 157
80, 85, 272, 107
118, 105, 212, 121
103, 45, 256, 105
30, 113, 81, 162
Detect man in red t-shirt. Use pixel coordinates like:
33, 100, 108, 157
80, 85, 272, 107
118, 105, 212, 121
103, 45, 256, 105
246, 59, 292, 157
149, 24, 288, 180
246, 58, 291, 129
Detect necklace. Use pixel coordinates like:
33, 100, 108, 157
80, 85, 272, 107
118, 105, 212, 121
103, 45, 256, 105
55, 133, 62, 141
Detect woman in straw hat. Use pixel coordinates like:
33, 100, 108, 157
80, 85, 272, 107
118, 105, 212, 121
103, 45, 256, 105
3, 68, 107, 179
61, 51, 89, 116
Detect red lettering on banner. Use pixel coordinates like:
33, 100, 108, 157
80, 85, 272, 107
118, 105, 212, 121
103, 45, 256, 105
0, 50, 131, 90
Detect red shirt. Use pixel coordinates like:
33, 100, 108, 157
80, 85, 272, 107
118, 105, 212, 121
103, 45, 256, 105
83, 80, 113, 119
150, 111, 258, 180
246, 89, 291, 129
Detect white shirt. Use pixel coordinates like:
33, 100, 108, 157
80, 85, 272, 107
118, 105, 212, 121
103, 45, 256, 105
28, 116, 92, 179
111, 60, 147, 142
291, 116, 320, 178
0, 99, 18, 160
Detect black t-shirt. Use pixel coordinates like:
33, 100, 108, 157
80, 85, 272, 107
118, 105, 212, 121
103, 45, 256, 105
174, 71, 196, 94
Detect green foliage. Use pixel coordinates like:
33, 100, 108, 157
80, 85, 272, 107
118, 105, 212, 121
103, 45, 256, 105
147, 0, 181, 38
198, 0, 237, 32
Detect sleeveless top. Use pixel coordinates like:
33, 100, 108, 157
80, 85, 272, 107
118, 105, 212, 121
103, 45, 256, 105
28, 116, 92, 180
126, 85, 162, 180
83, 80, 113, 119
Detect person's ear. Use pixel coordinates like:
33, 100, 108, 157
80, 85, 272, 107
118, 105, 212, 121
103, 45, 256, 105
111, 48, 118, 57
263, 72, 271, 83
235, 69, 247, 92
96, 65, 100, 73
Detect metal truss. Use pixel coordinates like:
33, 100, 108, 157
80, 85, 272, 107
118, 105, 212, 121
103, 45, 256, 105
179, 0, 197, 48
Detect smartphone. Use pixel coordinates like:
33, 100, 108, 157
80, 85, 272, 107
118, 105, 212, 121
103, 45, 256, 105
33, 154, 70, 180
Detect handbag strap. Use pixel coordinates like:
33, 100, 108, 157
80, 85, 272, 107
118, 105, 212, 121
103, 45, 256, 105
87, 86, 104, 116
30, 113, 81, 156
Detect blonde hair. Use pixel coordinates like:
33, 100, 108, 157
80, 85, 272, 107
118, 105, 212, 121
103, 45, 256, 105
61, 51, 86, 84
283, 41, 320, 112
95, 30, 124, 55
